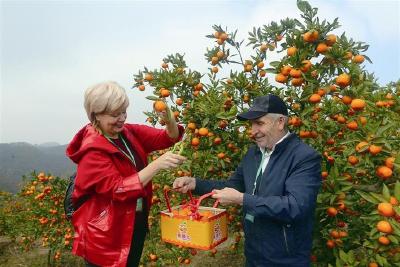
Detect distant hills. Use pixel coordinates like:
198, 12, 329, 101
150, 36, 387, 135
0, 142, 76, 193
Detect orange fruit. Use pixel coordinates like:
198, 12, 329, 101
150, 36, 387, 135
338, 230, 348, 237
213, 137, 222, 145
219, 32, 228, 41
153, 101, 167, 112
353, 54, 365, 64
336, 115, 346, 124
161, 62, 168, 69
341, 95, 352, 105
369, 145, 382, 155
376, 220, 393, 234
198, 127, 209, 136
336, 73, 351, 87
316, 43, 329, 54
348, 155, 359, 165
187, 122, 196, 130
260, 43, 268, 52
217, 152, 225, 159
216, 50, 224, 59
291, 78, 304, 86
344, 51, 353, 60
138, 85, 145, 91
327, 207, 338, 217
191, 137, 200, 146
377, 203, 395, 217
346, 121, 358, 130
300, 60, 312, 72
309, 94, 321, 103
289, 68, 302, 78
326, 239, 336, 249
325, 34, 337, 46
385, 157, 395, 169
303, 30, 319, 43
376, 166, 393, 180
299, 130, 311, 138
390, 197, 399, 206
211, 66, 219, 73
330, 230, 340, 239
280, 65, 292, 75
275, 73, 288, 83
160, 88, 170, 97
369, 262, 378, 267
378, 236, 391, 246
175, 98, 183, 106
287, 46, 297, 56
194, 83, 204, 91
257, 61, 265, 69
144, 73, 154, 81
359, 116, 367, 125
244, 64, 253, 72
350, 99, 366, 110
317, 88, 326, 96
149, 253, 158, 261
211, 56, 219, 65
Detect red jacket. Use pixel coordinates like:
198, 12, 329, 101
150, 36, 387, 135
66, 123, 183, 267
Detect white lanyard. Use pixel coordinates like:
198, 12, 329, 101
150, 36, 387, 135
105, 134, 136, 167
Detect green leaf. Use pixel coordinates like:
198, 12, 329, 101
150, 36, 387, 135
388, 235, 399, 244
370, 192, 389, 203
395, 181, 400, 201
339, 249, 348, 262
269, 61, 281, 68
202, 118, 210, 128
355, 190, 379, 204
146, 96, 161, 101
382, 184, 391, 201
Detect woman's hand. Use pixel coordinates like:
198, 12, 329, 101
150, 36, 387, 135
156, 105, 180, 140
139, 151, 186, 186
152, 151, 186, 171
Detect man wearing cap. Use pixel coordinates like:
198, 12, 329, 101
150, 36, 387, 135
173, 94, 321, 267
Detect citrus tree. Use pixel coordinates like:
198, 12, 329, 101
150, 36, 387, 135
0, 172, 73, 266
1, 1, 399, 266
133, 0, 400, 266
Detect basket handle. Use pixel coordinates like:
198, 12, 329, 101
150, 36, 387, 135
163, 188, 196, 213
195, 191, 220, 210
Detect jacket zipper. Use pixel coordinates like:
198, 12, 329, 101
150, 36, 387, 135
282, 225, 290, 254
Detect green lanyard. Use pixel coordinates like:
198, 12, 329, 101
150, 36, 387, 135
104, 134, 136, 167
252, 150, 271, 195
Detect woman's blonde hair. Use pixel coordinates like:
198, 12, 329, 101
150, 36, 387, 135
84, 81, 129, 130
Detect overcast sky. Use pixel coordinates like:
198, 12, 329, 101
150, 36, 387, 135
1, 0, 399, 145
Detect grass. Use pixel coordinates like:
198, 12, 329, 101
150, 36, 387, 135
0, 236, 245, 267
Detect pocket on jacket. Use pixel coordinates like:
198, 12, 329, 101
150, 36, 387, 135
87, 206, 111, 232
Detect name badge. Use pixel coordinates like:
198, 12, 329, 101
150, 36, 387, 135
245, 213, 254, 223
136, 198, 143, 212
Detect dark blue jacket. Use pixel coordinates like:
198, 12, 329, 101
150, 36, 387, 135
195, 133, 321, 266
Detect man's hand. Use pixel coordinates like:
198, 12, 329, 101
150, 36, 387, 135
172, 176, 196, 193
211, 187, 244, 205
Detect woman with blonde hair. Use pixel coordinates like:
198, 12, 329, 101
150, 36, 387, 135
66, 81, 185, 267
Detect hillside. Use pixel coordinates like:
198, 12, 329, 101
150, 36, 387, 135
0, 143, 76, 193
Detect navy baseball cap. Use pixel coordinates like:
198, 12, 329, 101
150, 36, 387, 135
237, 94, 288, 120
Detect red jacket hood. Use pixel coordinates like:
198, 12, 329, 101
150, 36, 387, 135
66, 124, 119, 164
